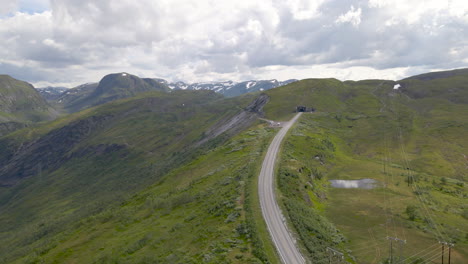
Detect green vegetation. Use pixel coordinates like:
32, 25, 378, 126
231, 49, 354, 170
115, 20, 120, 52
263, 78, 346, 120
6, 124, 277, 263
0, 89, 281, 263
0, 68, 466, 263
54, 73, 170, 113
274, 74, 467, 263
39, 73, 170, 114
0, 75, 57, 136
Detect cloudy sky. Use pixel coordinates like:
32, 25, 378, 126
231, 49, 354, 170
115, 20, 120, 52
1, 0, 467, 87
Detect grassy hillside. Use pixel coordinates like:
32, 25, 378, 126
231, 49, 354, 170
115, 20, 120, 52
400, 68, 468, 104
0, 68, 466, 263
0, 90, 282, 263
0, 75, 58, 136
263, 78, 347, 120
272, 75, 467, 263
7, 123, 279, 264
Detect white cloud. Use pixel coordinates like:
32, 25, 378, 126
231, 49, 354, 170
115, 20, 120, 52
448, 0, 468, 20
0, 0, 466, 87
252, 63, 412, 82
336, 5, 362, 27
0, 0, 17, 15
368, 0, 468, 24
0, 0, 50, 15
284, 0, 326, 20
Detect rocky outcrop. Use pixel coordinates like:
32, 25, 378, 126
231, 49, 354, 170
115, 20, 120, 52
196, 94, 270, 146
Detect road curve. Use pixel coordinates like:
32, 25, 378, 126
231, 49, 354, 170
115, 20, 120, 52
259, 112, 305, 264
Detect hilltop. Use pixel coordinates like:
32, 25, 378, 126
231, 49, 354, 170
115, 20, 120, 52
0, 75, 58, 136
52, 73, 170, 113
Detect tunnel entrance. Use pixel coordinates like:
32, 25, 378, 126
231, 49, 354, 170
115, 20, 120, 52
296, 106, 315, 112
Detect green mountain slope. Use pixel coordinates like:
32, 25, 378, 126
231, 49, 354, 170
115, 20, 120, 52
400, 68, 468, 104
0, 75, 58, 136
53, 82, 98, 110
5, 123, 278, 264
268, 72, 467, 263
0, 89, 279, 263
0, 68, 466, 263
403, 68, 468, 81
53, 73, 170, 113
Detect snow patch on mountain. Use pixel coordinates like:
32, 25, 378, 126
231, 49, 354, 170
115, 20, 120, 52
36, 86, 68, 100
246, 81, 256, 89
162, 79, 297, 97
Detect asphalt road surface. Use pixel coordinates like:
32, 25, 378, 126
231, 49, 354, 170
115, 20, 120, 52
259, 112, 305, 264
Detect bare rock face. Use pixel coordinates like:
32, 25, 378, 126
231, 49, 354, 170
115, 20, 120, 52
196, 94, 270, 146
245, 93, 269, 114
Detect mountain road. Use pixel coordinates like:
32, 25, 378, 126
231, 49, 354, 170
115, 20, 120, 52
258, 112, 305, 264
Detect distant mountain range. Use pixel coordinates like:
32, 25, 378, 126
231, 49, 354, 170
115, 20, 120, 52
37, 77, 297, 101
35, 86, 68, 100
154, 78, 297, 97
43, 73, 169, 113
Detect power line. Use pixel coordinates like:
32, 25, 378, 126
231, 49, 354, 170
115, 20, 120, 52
402, 242, 439, 261
391, 92, 449, 243
425, 251, 445, 263
424, 246, 449, 264
349, 239, 387, 253
402, 244, 440, 263
379, 93, 397, 242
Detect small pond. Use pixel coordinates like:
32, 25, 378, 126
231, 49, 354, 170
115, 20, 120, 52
329, 179, 378, 189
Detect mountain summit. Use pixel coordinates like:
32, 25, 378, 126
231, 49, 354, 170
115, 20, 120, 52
55, 73, 170, 112
93, 72, 168, 98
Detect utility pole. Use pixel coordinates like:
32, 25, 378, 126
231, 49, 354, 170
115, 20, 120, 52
387, 236, 406, 264
448, 243, 453, 264
442, 242, 444, 264
390, 238, 393, 264
440, 242, 454, 264
407, 167, 411, 187
326, 247, 344, 264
